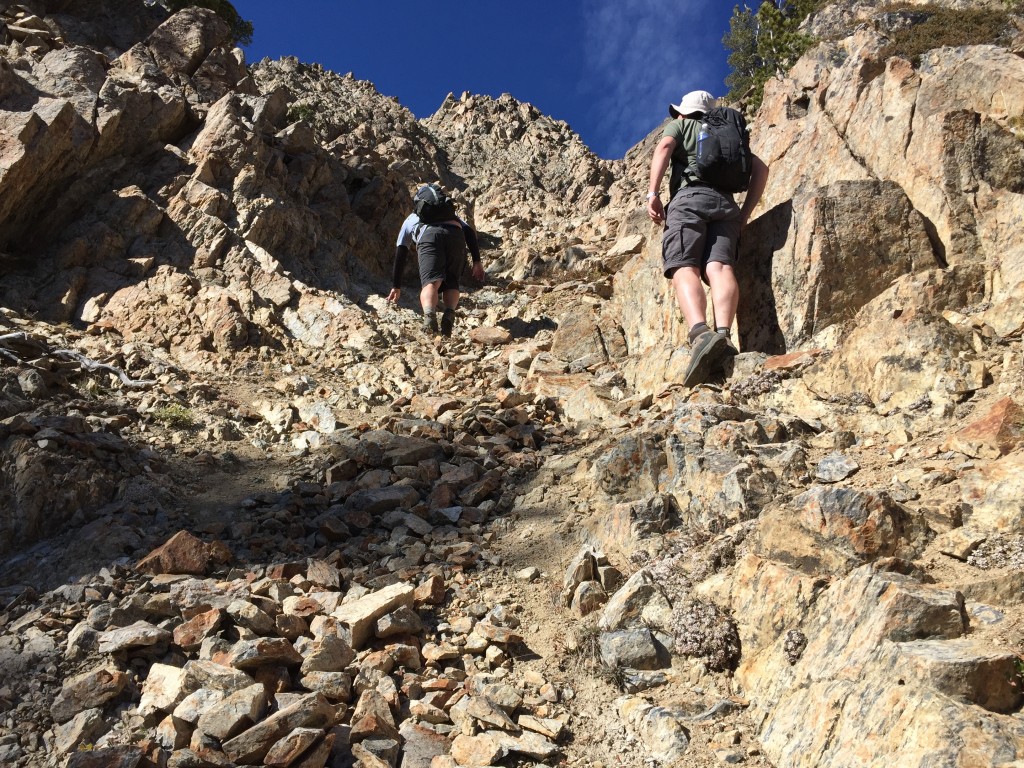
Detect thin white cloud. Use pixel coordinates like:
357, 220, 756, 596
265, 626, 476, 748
581, 0, 726, 158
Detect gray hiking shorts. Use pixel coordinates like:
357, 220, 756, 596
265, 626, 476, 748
662, 185, 742, 279
417, 223, 467, 291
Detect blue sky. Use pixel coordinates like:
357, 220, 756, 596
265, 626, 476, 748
237, 1, 739, 160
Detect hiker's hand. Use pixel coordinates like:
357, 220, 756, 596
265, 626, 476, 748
648, 196, 665, 224
386, 288, 401, 304
471, 262, 485, 283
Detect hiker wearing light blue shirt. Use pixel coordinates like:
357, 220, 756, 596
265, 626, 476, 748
387, 197, 484, 337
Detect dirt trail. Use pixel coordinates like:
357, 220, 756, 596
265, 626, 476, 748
3, 269, 784, 764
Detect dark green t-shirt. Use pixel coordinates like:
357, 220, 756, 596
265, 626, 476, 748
663, 117, 701, 196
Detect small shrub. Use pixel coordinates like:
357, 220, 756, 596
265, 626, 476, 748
967, 534, 1024, 570
644, 529, 749, 671
879, 5, 1014, 65
287, 103, 318, 125
153, 404, 196, 429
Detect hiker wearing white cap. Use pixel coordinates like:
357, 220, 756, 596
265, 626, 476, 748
646, 89, 769, 388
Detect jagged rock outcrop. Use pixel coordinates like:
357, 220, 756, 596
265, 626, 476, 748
249, 57, 450, 190
425, 92, 618, 269
0, 6, 418, 374
742, 26, 1024, 352
0, 5, 249, 255
248, 64, 625, 283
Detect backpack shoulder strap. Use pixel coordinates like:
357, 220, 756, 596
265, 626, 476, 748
669, 119, 702, 194
412, 219, 427, 243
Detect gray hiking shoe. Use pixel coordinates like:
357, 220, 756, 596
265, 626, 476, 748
440, 308, 455, 338
718, 336, 739, 378
720, 335, 739, 357
682, 331, 729, 388
422, 312, 439, 335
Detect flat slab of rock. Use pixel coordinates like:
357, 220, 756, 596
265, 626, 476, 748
221, 692, 335, 765
181, 660, 255, 694
65, 745, 143, 768
399, 722, 450, 768
411, 395, 461, 418
887, 638, 1023, 713
52, 666, 129, 724
814, 452, 859, 483
331, 582, 415, 649
345, 485, 421, 514
197, 683, 268, 740
960, 452, 1024, 532
469, 326, 512, 345
98, 622, 172, 654
946, 397, 1024, 458
228, 638, 303, 670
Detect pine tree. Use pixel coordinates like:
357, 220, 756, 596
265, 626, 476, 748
723, 1, 820, 110
723, 5, 761, 101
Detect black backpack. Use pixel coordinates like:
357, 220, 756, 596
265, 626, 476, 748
689, 106, 753, 193
413, 184, 457, 224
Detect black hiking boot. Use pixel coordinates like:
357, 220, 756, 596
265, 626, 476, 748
440, 308, 455, 338
682, 331, 729, 388
422, 311, 439, 335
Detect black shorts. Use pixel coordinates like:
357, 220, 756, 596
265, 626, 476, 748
417, 224, 467, 291
662, 186, 741, 279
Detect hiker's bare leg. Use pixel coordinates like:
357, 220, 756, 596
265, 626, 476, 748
442, 289, 460, 311
672, 266, 708, 329
706, 262, 739, 330
420, 281, 441, 313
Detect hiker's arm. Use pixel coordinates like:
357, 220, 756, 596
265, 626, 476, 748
647, 136, 676, 223
462, 224, 485, 282
740, 154, 769, 229
462, 223, 481, 264
388, 245, 409, 302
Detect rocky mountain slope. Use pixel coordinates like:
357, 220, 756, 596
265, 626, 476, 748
2, 1, 1024, 767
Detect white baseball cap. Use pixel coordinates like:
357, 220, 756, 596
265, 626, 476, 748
669, 90, 715, 118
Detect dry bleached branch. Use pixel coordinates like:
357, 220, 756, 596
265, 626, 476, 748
50, 349, 157, 389
0, 332, 157, 389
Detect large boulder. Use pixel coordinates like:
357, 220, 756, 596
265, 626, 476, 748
734, 564, 1024, 767
738, 179, 937, 351
751, 29, 1024, 332
802, 302, 981, 412
750, 486, 929, 577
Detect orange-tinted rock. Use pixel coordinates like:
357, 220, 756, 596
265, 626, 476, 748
350, 713, 401, 744
173, 608, 223, 651
469, 326, 513, 345
763, 349, 823, 372
949, 397, 1024, 458
135, 530, 232, 576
